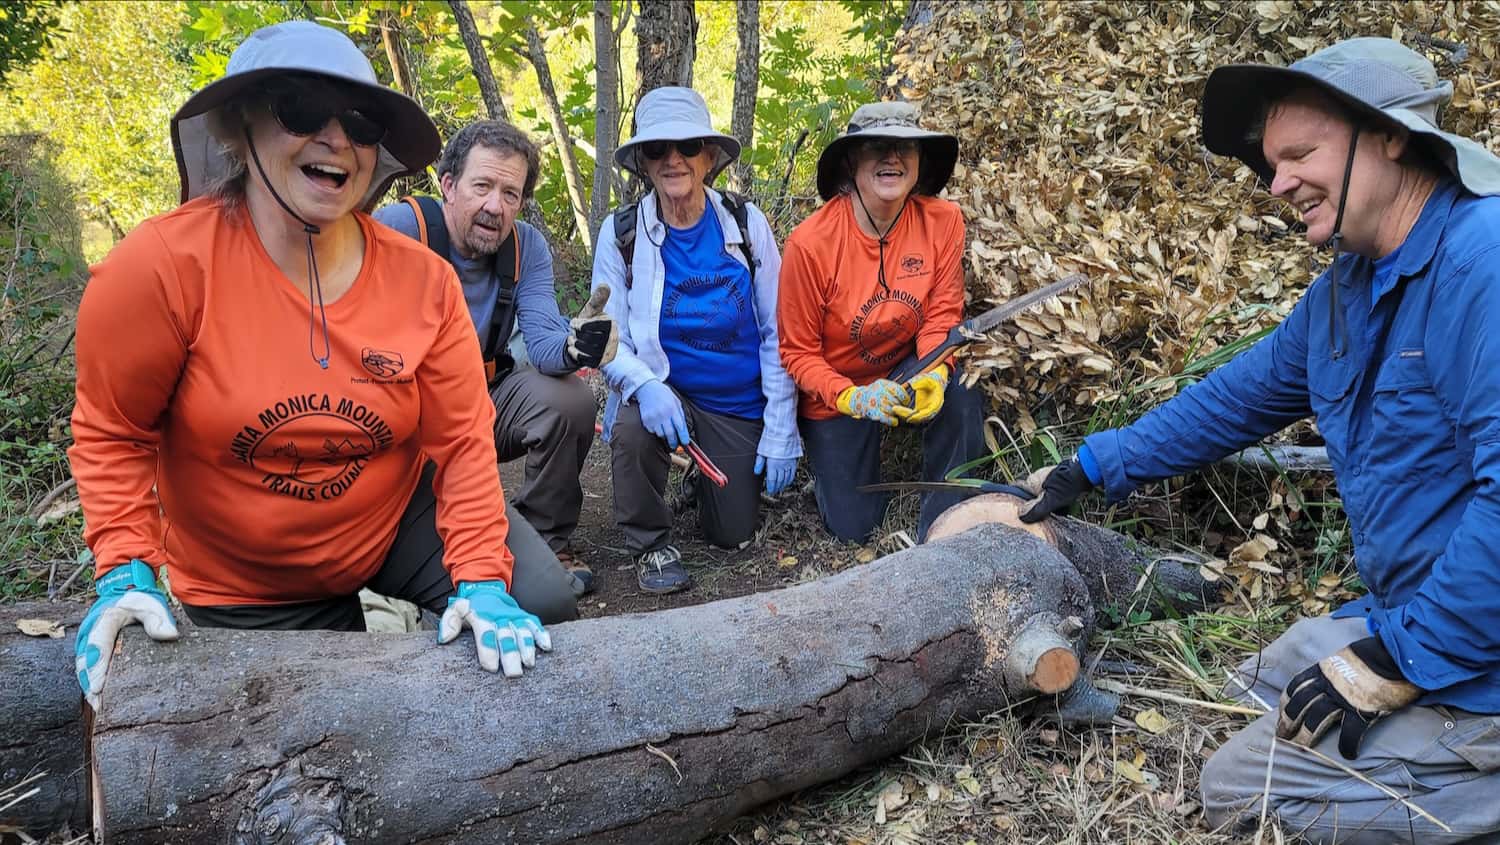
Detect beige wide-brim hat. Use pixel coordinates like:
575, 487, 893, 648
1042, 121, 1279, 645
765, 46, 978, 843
615, 86, 740, 183
815, 101, 959, 201
171, 20, 440, 212
1202, 36, 1500, 196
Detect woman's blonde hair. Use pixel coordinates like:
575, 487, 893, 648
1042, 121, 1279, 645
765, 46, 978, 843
202, 92, 259, 211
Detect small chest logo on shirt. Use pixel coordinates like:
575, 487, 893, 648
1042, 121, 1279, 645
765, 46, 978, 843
900, 254, 925, 275
228, 392, 397, 503
849, 289, 924, 367
362, 347, 405, 378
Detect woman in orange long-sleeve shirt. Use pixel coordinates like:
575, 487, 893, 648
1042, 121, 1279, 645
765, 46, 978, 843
777, 102, 986, 543
69, 22, 575, 709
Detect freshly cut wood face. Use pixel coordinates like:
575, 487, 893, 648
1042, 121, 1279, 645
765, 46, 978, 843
926, 493, 1057, 546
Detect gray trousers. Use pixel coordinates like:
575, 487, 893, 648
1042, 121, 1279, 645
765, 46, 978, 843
491, 367, 597, 552
1201, 614, 1500, 843
609, 390, 762, 555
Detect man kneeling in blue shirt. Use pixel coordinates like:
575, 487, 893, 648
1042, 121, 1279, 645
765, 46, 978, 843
1023, 38, 1500, 843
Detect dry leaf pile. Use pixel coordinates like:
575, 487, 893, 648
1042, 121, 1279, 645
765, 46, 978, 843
892, 1, 1500, 429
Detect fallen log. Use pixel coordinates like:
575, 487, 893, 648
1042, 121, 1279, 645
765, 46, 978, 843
90, 524, 1094, 845
927, 493, 1218, 617
0, 601, 88, 837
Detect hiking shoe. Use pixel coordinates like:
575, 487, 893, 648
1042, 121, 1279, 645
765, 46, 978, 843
556, 546, 595, 597
637, 545, 690, 594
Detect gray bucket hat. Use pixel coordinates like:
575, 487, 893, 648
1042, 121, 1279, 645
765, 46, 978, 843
615, 87, 740, 183
1202, 36, 1500, 196
171, 20, 440, 212
815, 101, 959, 201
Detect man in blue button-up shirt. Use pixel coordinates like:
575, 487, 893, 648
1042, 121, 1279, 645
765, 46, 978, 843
1022, 39, 1500, 843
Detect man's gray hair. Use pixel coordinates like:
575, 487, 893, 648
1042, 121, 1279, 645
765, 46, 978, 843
437, 120, 541, 199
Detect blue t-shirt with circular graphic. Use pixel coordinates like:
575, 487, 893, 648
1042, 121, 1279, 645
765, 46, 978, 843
659, 198, 764, 419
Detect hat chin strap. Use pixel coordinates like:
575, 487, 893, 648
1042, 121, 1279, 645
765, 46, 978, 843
245, 128, 332, 370
1325, 125, 1359, 360
850, 179, 909, 296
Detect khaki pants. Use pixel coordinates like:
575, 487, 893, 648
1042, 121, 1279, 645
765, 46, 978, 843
1201, 614, 1500, 843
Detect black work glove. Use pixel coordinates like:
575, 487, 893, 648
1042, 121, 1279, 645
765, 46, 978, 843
1277, 636, 1420, 759
565, 286, 618, 369
1018, 456, 1094, 523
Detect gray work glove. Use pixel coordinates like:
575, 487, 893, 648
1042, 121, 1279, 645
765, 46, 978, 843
1277, 636, 1420, 759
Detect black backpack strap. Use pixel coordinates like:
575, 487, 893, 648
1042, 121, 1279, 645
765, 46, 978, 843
718, 191, 756, 284
482, 226, 521, 384
402, 195, 450, 259
612, 202, 638, 290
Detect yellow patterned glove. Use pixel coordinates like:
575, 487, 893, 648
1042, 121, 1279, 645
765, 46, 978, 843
836, 379, 911, 427
893, 365, 949, 424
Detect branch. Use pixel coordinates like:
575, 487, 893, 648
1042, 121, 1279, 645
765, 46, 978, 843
448, 0, 510, 122
523, 20, 594, 249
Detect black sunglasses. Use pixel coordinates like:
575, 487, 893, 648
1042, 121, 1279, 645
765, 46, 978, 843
640, 138, 707, 160
861, 138, 919, 158
264, 81, 387, 147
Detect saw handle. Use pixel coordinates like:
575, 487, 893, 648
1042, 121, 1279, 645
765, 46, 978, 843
888, 324, 967, 385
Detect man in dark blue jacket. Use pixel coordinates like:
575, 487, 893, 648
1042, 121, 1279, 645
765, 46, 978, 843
1022, 38, 1500, 842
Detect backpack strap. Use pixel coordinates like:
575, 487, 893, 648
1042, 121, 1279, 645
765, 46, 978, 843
612, 202, 639, 291
482, 226, 521, 385
717, 190, 757, 284
402, 195, 450, 259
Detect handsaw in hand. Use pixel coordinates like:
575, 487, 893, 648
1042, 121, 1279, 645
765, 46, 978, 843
857, 480, 1034, 499
888, 272, 1089, 384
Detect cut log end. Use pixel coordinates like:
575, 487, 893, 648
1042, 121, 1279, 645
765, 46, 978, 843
926, 494, 1057, 546
1003, 614, 1081, 695
1029, 648, 1080, 694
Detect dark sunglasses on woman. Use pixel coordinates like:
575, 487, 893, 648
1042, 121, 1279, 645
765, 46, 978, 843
861, 138, 919, 158
262, 77, 387, 147
640, 138, 707, 160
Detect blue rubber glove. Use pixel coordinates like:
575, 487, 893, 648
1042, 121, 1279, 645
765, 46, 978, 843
755, 454, 799, 496
76, 559, 180, 709
438, 580, 552, 678
635, 379, 691, 450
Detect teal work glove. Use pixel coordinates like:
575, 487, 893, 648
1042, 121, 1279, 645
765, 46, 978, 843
836, 379, 911, 427
75, 559, 180, 709
438, 580, 552, 677
755, 454, 798, 496
636, 379, 691, 449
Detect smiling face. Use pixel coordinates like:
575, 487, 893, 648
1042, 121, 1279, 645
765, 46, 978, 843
241, 80, 379, 228
850, 139, 921, 207
642, 140, 716, 206
440, 145, 528, 258
1262, 90, 1409, 253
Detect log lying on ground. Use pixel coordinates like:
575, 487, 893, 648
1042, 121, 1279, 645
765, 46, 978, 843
91, 524, 1093, 845
927, 493, 1218, 617
0, 601, 88, 837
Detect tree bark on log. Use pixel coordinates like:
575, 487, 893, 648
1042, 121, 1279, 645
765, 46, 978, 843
927, 493, 1217, 618
727, 0, 759, 193
90, 525, 1094, 844
0, 601, 87, 837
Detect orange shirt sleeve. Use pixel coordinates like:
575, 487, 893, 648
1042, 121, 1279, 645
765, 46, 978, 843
778, 231, 856, 411
415, 268, 514, 588
68, 221, 193, 577
914, 203, 967, 359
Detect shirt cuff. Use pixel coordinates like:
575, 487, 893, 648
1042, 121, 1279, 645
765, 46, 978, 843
1077, 444, 1103, 485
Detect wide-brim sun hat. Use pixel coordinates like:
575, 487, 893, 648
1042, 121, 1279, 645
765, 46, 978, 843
171, 20, 441, 212
615, 86, 740, 183
815, 101, 959, 202
1202, 36, 1500, 197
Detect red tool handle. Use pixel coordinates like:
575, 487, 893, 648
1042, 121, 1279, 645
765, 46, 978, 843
684, 442, 729, 488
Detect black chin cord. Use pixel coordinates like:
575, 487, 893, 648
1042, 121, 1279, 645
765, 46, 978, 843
1325, 126, 1360, 360
245, 128, 332, 369
852, 183, 909, 295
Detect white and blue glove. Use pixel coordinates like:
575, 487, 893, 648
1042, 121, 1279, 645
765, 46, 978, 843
76, 559, 180, 709
635, 379, 691, 450
755, 454, 798, 496
438, 580, 551, 677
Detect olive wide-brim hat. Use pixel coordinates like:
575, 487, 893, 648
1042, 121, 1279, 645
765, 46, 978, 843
815, 101, 959, 201
171, 20, 441, 212
1202, 36, 1500, 196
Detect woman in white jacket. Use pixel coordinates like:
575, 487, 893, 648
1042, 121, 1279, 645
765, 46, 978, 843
591, 87, 800, 594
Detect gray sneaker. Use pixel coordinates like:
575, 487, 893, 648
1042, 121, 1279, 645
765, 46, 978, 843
637, 545, 690, 594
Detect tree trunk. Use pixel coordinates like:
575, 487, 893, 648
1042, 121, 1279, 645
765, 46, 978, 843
448, 0, 510, 123
523, 22, 593, 251
727, 0, 759, 193
89, 525, 1096, 844
927, 492, 1218, 617
0, 601, 87, 838
590, 0, 621, 240
634, 0, 696, 97
379, 11, 420, 104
